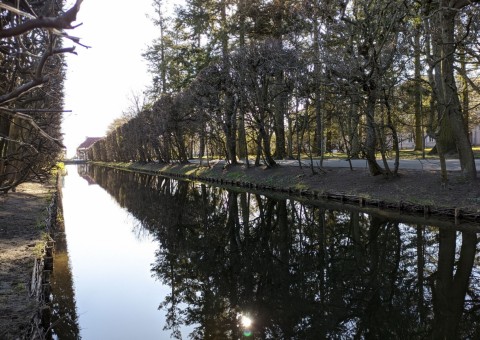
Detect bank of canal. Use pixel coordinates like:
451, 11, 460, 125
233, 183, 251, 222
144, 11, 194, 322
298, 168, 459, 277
94, 160, 480, 223
0, 180, 58, 339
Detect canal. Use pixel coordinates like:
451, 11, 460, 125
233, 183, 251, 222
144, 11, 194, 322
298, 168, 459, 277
49, 164, 480, 339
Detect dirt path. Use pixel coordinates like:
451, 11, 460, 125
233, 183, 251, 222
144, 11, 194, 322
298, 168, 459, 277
0, 182, 54, 339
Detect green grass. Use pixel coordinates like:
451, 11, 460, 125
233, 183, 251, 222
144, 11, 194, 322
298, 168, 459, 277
225, 171, 247, 181
408, 197, 436, 206
396, 149, 436, 160
294, 182, 308, 190
295, 149, 437, 160
13, 282, 27, 293
473, 147, 480, 159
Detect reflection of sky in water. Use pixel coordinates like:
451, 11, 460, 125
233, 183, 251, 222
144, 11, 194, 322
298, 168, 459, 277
59, 164, 480, 339
61, 165, 177, 339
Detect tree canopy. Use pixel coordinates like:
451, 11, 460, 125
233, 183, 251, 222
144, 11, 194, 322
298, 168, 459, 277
91, 0, 480, 182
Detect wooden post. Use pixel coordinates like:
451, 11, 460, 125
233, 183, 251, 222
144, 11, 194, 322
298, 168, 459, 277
455, 208, 460, 224
424, 205, 430, 218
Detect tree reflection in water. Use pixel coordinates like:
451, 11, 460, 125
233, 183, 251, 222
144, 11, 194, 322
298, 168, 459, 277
86, 165, 480, 339
49, 184, 81, 339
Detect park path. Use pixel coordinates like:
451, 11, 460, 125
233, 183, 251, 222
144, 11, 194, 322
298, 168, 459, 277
278, 158, 480, 171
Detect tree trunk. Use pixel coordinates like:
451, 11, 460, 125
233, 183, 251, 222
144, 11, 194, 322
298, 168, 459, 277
431, 229, 477, 339
365, 89, 383, 176
414, 25, 423, 151
427, 3, 476, 178
224, 93, 238, 164
236, 0, 248, 161
287, 110, 294, 159
313, 18, 323, 158
259, 121, 276, 167
349, 97, 361, 159
460, 50, 469, 135
439, 7, 476, 178
273, 69, 287, 159
220, 0, 237, 165
429, 10, 457, 155
237, 111, 247, 160
272, 0, 286, 160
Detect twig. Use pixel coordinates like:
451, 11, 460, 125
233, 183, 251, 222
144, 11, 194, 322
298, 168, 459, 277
0, 108, 64, 147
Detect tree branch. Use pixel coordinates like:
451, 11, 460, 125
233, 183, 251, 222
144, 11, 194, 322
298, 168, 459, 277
0, 0, 83, 38
0, 77, 47, 105
0, 42, 75, 105
453, 0, 480, 10
0, 3, 35, 19
0, 134, 39, 154
453, 65, 480, 94
0, 108, 64, 147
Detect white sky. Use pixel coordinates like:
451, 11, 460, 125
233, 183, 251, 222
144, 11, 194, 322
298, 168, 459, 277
62, 0, 160, 157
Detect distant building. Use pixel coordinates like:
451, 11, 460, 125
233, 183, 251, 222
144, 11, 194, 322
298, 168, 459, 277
76, 137, 103, 160
398, 127, 480, 149
471, 125, 480, 146
397, 133, 436, 150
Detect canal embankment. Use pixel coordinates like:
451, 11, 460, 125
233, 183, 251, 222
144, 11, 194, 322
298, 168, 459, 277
0, 177, 60, 339
94, 160, 480, 223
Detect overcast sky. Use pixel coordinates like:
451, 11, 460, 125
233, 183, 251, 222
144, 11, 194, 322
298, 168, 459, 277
62, 0, 159, 157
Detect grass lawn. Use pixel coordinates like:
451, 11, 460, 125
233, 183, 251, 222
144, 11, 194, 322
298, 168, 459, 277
473, 146, 480, 158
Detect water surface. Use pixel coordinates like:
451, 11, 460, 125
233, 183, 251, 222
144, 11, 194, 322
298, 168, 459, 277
51, 165, 172, 339
50, 164, 480, 339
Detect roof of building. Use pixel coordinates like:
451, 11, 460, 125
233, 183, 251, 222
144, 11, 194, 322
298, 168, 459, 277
77, 137, 103, 150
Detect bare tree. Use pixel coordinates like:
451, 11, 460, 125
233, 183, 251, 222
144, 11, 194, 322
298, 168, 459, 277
323, 0, 409, 177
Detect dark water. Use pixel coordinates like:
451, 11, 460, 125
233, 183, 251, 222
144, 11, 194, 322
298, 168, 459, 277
49, 164, 480, 339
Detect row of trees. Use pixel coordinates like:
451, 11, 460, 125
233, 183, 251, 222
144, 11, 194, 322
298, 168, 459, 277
0, 0, 83, 193
90, 0, 480, 181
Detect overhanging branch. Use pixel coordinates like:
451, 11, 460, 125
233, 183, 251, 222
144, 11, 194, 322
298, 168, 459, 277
0, 77, 47, 105
0, 43, 76, 105
0, 108, 65, 147
0, 0, 83, 38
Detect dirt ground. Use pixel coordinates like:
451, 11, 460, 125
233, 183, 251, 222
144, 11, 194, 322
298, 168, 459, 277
0, 182, 53, 339
255, 165, 480, 212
